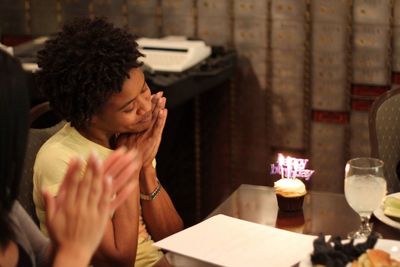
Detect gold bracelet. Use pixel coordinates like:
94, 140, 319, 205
140, 178, 162, 201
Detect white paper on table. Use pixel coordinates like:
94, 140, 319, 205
154, 214, 317, 267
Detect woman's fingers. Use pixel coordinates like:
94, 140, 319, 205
100, 149, 140, 214
98, 175, 112, 212
105, 150, 136, 180
103, 147, 127, 171
60, 158, 84, 209
147, 93, 165, 134
151, 91, 163, 112
152, 108, 168, 141
110, 150, 140, 192
153, 97, 166, 121
85, 153, 104, 207
76, 154, 96, 206
56, 158, 81, 203
109, 182, 135, 212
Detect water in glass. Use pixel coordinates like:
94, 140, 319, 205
344, 158, 386, 239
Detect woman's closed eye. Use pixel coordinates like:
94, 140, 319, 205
123, 108, 134, 113
123, 102, 136, 113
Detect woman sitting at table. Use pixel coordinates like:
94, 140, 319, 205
33, 17, 183, 267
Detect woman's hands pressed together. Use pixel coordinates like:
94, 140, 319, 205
115, 92, 183, 242
42, 147, 139, 267
116, 91, 167, 167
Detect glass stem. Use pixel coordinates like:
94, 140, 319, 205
360, 215, 371, 233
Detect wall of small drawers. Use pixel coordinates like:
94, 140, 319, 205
2, 0, 400, 218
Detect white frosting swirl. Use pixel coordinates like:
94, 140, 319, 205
274, 178, 306, 197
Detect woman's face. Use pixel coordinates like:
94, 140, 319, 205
92, 67, 153, 135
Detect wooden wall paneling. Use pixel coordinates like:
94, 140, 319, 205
232, 0, 269, 189
160, 0, 195, 37
309, 0, 351, 194
352, 49, 391, 85
161, 0, 195, 15
353, 0, 391, 25
197, 0, 231, 17
349, 110, 370, 158
312, 65, 347, 86
196, 0, 232, 47
310, 122, 348, 193
272, 49, 304, 80
92, 0, 126, 29
269, 1, 307, 153
353, 25, 391, 51
394, 0, 400, 26
270, 77, 305, 150
233, 0, 268, 19
271, 20, 306, 49
236, 47, 268, 79
312, 23, 348, 52
197, 16, 231, 46
234, 18, 268, 48
310, 1, 351, 112
352, 66, 391, 86
127, 0, 159, 12
312, 51, 348, 69
353, 49, 388, 69
254, 69, 268, 90
312, 76, 348, 111
127, 13, 159, 38
30, 0, 59, 35
393, 26, 400, 72
161, 16, 195, 38
351, 0, 392, 86
270, 0, 306, 21
311, 0, 349, 23
0, 0, 27, 35
127, 0, 160, 38
59, 0, 89, 26
235, 50, 268, 90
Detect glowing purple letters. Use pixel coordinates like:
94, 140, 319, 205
270, 153, 315, 180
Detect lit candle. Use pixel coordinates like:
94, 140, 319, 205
286, 156, 292, 179
293, 159, 300, 179
278, 153, 285, 179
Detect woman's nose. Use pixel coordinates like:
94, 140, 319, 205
136, 94, 151, 115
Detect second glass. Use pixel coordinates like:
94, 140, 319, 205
344, 157, 387, 239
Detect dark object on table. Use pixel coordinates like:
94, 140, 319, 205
310, 233, 378, 267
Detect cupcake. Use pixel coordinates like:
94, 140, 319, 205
275, 209, 305, 233
274, 178, 307, 212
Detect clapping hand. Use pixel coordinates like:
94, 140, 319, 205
43, 148, 139, 266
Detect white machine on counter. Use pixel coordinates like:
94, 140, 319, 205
136, 37, 211, 73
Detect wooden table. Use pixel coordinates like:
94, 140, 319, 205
166, 184, 400, 266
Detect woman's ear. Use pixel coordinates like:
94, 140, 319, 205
90, 114, 100, 126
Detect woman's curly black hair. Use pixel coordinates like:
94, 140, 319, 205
36, 17, 143, 127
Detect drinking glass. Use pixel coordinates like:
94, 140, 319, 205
344, 157, 386, 239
